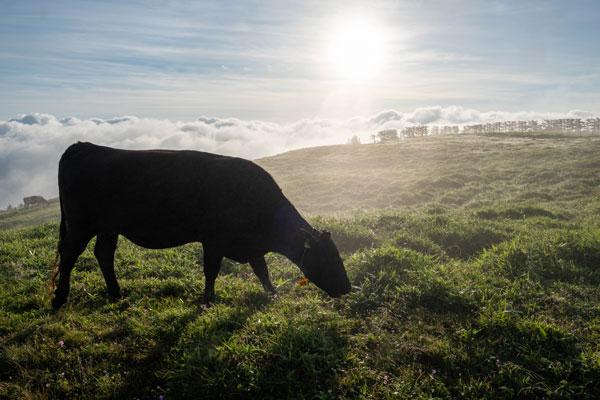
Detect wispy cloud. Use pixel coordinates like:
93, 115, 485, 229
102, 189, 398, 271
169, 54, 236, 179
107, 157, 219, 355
1, 1, 599, 121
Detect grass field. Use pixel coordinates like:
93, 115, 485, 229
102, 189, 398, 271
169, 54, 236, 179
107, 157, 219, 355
258, 134, 600, 215
1, 133, 600, 398
0, 198, 60, 231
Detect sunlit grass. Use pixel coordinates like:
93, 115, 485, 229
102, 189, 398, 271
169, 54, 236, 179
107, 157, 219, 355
2, 134, 600, 398
258, 134, 600, 215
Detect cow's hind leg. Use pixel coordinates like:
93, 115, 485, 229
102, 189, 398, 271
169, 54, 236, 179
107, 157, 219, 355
202, 246, 223, 304
94, 233, 122, 300
249, 257, 277, 295
52, 232, 92, 309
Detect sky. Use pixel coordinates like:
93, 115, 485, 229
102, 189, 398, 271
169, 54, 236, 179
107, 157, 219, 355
2, 0, 599, 121
1, 0, 599, 208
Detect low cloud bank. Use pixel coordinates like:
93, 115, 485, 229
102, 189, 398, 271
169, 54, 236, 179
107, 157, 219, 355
0, 106, 596, 209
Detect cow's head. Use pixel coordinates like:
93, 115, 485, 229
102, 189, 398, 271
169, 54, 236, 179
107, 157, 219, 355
298, 229, 351, 297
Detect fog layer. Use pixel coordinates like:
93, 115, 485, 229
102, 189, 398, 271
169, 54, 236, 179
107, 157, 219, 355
0, 106, 595, 209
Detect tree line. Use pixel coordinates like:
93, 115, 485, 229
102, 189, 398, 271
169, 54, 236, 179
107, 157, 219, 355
367, 117, 600, 143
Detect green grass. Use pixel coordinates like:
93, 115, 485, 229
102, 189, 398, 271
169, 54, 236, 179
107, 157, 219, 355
1, 134, 600, 398
0, 198, 60, 231
257, 134, 600, 215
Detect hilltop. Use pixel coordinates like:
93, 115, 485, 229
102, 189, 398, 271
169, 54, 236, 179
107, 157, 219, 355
258, 134, 600, 215
3, 133, 599, 230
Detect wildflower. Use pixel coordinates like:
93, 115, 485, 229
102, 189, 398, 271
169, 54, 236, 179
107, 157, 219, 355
383, 375, 389, 385
58, 340, 65, 348
298, 278, 309, 287
432, 369, 437, 374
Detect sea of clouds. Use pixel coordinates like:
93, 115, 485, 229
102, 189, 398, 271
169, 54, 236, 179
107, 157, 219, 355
0, 106, 596, 209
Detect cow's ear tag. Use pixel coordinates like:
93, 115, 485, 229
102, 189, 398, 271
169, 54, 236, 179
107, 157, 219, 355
304, 239, 311, 249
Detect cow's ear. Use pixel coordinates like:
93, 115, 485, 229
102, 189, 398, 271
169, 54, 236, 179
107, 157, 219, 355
300, 228, 318, 247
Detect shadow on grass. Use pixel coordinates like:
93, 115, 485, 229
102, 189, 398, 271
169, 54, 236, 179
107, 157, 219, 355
115, 291, 271, 399
173, 320, 348, 399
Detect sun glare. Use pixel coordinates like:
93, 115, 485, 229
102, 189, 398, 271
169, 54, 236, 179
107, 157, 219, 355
326, 18, 387, 82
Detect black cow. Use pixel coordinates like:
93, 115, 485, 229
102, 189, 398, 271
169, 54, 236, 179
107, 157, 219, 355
52, 142, 351, 309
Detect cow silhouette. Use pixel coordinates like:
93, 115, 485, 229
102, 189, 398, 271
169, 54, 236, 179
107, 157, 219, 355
52, 142, 351, 309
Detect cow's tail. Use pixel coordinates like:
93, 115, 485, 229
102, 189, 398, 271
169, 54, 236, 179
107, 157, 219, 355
50, 197, 66, 294
51, 144, 81, 296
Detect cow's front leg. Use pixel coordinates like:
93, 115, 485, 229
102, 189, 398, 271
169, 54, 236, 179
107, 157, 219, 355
94, 233, 121, 300
202, 247, 223, 304
249, 256, 277, 295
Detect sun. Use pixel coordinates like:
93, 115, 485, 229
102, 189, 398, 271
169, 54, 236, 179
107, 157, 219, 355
325, 18, 387, 82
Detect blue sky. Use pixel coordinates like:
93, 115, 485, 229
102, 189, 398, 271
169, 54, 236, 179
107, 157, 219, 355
1, 0, 599, 122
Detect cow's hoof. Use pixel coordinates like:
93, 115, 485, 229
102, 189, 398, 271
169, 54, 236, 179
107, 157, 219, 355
51, 296, 67, 310
108, 289, 123, 301
203, 292, 215, 305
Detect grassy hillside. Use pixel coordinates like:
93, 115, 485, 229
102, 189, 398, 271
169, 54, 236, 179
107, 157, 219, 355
1, 134, 600, 398
3, 133, 598, 230
257, 134, 600, 215
0, 198, 60, 231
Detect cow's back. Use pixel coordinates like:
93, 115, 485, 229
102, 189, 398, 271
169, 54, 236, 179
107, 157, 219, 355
59, 142, 288, 256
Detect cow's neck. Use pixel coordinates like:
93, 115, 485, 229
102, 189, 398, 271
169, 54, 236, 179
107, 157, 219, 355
270, 204, 312, 264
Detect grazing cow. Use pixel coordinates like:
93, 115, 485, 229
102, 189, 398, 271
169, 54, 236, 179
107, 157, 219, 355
52, 142, 351, 309
23, 195, 49, 208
